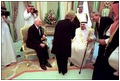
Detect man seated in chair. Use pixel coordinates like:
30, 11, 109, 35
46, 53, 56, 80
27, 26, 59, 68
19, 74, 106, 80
69, 22, 96, 67
26, 18, 52, 70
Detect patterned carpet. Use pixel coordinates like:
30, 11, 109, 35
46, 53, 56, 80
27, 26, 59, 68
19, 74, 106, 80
1, 36, 98, 80
2, 59, 94, 80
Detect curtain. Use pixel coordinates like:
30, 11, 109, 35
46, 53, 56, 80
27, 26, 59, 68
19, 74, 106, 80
67, 1, 72, 11
83, 1, 92, 27
73, 1, 78, 13
60, 2, 67, 20
88, 1, 94, 16
60, 1, 73, 20
14, 1, 25, 41
23, 1, 31, 8
31, 1, 35, 7
56, 1, 60, 23
1, 1, 5, 7
35, 2, 41, 20
11, 2, 19, 41
4, 1, 15, 42
35, 2, 47, 25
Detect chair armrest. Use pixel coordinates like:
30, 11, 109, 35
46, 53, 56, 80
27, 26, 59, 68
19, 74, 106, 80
22, 43, 27, 51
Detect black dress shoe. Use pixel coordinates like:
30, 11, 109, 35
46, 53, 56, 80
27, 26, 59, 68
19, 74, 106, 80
62, 70, 67, 75
70, 62, 74, 66
45, 62, 52, 68
62, 72, 66, 75
59, 70, 61, 74
6, 64, 10, 67
92, 63, 96, 66
20, 47, 23, 52
16, 55, 21, 58
40, 64, 47, 70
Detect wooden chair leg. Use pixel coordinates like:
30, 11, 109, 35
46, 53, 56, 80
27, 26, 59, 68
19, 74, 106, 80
25, 54, 29, 67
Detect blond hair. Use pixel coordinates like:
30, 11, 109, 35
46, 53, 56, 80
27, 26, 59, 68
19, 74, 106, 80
65, 10, 76, 20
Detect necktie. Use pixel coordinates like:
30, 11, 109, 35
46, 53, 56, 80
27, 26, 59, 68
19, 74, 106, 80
98, 23, 100, 30
38, 27, 41, 35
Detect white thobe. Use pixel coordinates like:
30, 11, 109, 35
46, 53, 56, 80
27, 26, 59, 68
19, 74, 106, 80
108, 46, 119, 71
1, 18, 16, 66
69, 27, 96, 67
24, 9, 38, 26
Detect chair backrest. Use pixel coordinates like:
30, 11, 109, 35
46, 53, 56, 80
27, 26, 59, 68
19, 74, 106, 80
41, 26, 46, 35
20, 25, 31, 43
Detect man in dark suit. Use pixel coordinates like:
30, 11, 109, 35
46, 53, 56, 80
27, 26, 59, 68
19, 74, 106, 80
91, 11, 115, 79
26, 18, 52, 70
51, 10, 76, 75
91, 11, 113, 61
91, 11, 113, 59
92, 1, 119, 80
91, 11, 114, 39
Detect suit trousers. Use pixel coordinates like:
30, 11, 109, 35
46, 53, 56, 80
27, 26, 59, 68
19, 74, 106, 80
35, 45, 49, 65
56, 54, 68, 73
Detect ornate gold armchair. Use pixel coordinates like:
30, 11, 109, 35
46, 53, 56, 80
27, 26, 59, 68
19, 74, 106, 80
20, 25, 49, 67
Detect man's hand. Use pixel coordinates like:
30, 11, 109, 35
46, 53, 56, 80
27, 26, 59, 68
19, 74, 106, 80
30, 8, 34, 14
2, 16, 5, 19
2, 16, 8, 23
87, 38, 92, 42
98, 39, 106, 45
42, 35, 46, 40
40, 43, 45, 48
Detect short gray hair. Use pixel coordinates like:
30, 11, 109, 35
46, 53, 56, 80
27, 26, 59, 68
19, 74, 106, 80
34, 18, 41, 22
91, 11, 101, 16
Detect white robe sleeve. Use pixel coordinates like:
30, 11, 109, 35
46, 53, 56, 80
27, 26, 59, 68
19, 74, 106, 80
24, 10, 32, 20
6, 16, 11, 23
105, 25, 112, 44
33, 13, 39, 18
89, 30, 96, 41
108, 46, 119, 71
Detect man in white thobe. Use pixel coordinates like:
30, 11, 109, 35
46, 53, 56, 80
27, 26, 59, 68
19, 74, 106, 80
69, 22, 96, 67
24, 4, 39, 26
73, 3, 92, 28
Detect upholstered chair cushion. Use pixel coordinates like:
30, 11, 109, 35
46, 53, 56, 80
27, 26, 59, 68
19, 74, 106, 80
23, 44, 36, 54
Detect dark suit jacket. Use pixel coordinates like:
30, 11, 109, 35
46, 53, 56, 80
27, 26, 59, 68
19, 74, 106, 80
73, 16, 80, 28
26, 24, 44, 50
94, 17, 114, 65
51, 19, 76, 57
96, 17, 114, 39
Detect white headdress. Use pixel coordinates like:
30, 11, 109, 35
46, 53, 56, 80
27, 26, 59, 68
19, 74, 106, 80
77, 1, 92, 27
80, 21, 89, 30
81, 21, 89, 42
83, 1, 92, 27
